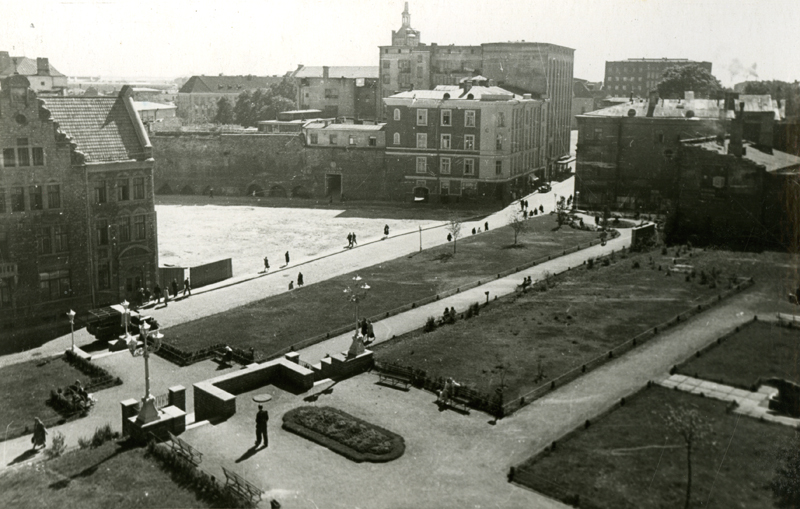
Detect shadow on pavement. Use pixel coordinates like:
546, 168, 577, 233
7, 448, 38, 466
235, 445, 260, 463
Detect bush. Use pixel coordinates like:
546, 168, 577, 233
45, 431, 67, 459
91, 424, 118, 448
78, 437, 92, 449
587, 258, 594, 270
632, 261, 640, 269
661, 247, 668, 255
602, 258, 610, 267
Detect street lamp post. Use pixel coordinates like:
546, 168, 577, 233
67, 309, 76, 351
128, 320, 164, 424
343, 276, 370, 357
121, 300, 130, 339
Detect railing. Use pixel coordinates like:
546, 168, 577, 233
153, 393, 170, 410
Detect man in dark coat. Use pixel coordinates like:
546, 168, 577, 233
285, 251, 290, 265
255, 405, 269, 448
171, 279, 179, 298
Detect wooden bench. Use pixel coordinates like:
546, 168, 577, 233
222, 466, 262, 505
440, 394, 470, 413
167, 432, 202, 466
213, 349, 235, 367
377, 366, 413, 390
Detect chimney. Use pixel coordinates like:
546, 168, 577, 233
728, 102, 745, 158
646, 89, 658, 117
460, 78, 473, 96
36, 57, 50, 76
323, 66, 329, 79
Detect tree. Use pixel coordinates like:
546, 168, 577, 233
657, 64, 722, 99
213, 96, 234, 125
446, 214, 462, 255
663, 405, 712, 509
508, 209, 527, 246
771, 433, 800, 508
556, 196, 569, 227
233, 81, 298, 127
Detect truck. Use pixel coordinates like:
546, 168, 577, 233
85, 304, 159, 341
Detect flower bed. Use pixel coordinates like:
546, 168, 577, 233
282, 406, 405, 463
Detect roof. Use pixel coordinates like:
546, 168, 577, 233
0, 56, 65, 77
134, 101, 176, 111
178, 75, 286, 94
390, 85, 528, 102
583, 95, 784, 120
292, 66, 379, 79
41, 96, 146, 163
691, 139, 800, 173
304, 122, 385, 131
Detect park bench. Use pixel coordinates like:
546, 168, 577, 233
222, 466, 263, 505
213, 348, 235, 367
167, 431, 203, 466
377, 365, 413, 390
440, 393, 470, 413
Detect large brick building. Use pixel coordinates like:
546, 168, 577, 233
292, 65, 379, 121
0, 52, 67, 96
176, 75, 287, 124
377, 3, 573, 168
0, 76, 157, 330
603, 58, 712, 97
383, 77, 547, 203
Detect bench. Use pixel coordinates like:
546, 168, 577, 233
440, 394, 470, 413
377, 366, 413, 390
167, 431, 203, 466
213, 349, 235, 367
222, 466, 262, 505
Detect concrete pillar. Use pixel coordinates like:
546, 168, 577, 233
121, 398, 139, 437
285, 352, 300, 364
168, 385, 186, 411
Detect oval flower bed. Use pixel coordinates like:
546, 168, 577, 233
282, 406, 405, 463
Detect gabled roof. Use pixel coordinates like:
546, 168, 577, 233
178, 75, 286, 94
292, 66, 379, 79
0, 56, 65, 77
41, 96, 147, 163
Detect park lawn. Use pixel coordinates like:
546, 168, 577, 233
373, 247, 752, 401
0, 441, 215, 509
513, 386, 789, 509
0, 356, 93, 437
678, 320, 800, 389
162, 214, 599, 355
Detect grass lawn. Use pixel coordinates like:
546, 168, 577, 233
0, 356, 93, 437
373, 247, 753, 401
514, 386, 790, 509
0, 441, 215, 509
162, 215, 599, 355
679, 320, 800, 388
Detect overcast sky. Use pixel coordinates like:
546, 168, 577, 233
2, 0, 798, 85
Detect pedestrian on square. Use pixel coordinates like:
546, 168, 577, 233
209, 187, 214, 198
264, 256, 270, 272
153, 283, 162, 304
254, 405, 269, 448
31, 418, 47, 451
485, 221, 489, 231
285, 251, 290, 265
163, 287, 169, 307
297, 272, 304, 287
288, 281, 294, 290
524, 199, 529, 210
472, 227, 476, 235
183, 278, 191, 297
367, 320, 375, 341
347, 232, 353, 248
352, 233, 357, 246
539, 204, 544, 213
171, 279, 179, 298
447, 233, 452, 242
520, 200, 525, 211
361, 318, 369, 337
384, 224, 389, 237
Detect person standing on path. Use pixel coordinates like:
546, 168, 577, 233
484, 221, 489, 231
347, 232, 353, 248
285, 251, 290, 265
352, 233, 357, 246
297, 272, 304, 287
163, 286, 169, 307
254, 405, 269, 448
171, 279, 179, 299
183, 278, 191, 297
153, 283, 162, 304
384, 224, 389, 237
31, 417, 47, 451
264, 256, 270, 272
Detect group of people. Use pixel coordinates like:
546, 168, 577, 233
437, 377, 461, 406
520, 276, 533, 290
289, 272, 305, 290
346, 232, 358, 248
148, 278, 191, 308
440, 306, 457, 325
358, 318, 375, 342
469, 221, 491, 236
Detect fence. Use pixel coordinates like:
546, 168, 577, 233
159, 266, 185, 290
190, 259, 233, 289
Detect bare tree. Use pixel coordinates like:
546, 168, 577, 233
508, 209, 527, 246
446, 214, 462, 255
663, 405, 712, 509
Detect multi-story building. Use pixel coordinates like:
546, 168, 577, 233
176, 75, 287, 124
292, 66, 379, 121
0, 52, 67, 95
377, 3, 573, 168
603, 58, 712, 97
383, 77, 547, 203
0, 75, 157, 330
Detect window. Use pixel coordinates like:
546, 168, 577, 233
0, 190, 5, 213
382, 74, 390, 84
117, 179, 130, 201
416, 133, 427, 149
495, 160, 503, 175
97, 219, 109, 246
3, 148, 15, 167
310, 133, 318, 144
119, 216, 131, 243
440, 157, 451, 174
496, 112, 505, 127
416, 109, 428, 126
133, 177, 145, 200
97, 263, 110, 290
11, 187, 24, 212
393, 108, 401, 121
441, 134, 451, 149
440, 180, 450, 195
593, 128, 603, 140
654, 130, 664, 143
48, 184, 60, 209
441, 109, 452, 126
135, 215, 146, 240
324, 89, 338, 99
94, 181, 107, 204
383, 61, 390, 69
53, 225, 68, 252
348, 135, 356, 146
464, 135, 475, 150
393, 133, 400, 145
416, 157, 427, 174
463, 180, 477, 195
417, 54, 423, 63
496, 135, 503, 150
17, 145, 30, 167
464, 158, 475, 175
416, 180, 427, 188
368, 136, 377, 147
329, 134, 338, 145
39, 270, 70, 300
30, 185, 43, 210
465, 110, 476, 127
39, 226, 52, 255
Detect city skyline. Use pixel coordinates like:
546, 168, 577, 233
1, 0, 798, 85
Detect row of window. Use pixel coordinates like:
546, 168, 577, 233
1, 139, 45, 168
397, 132, 480, 150
414, 156, 476, 176
309, 133, 378, 147
95, 215, 149, 244
413, 179, 478, 196
393, 108, 477, 128
94, 177, 147, 204
38, 225, 69, 255
0, 184, 61, 213
39, 269, 71, 301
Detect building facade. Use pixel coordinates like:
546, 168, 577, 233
377, 3, 573, 167
603, 58, 712, 97
0, 52, 67, 95
292, 66, 379, 121
176, 75, 287, 124
0, 76, 157, 330
383, 78, 547, 204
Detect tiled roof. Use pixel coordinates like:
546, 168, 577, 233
0, 56, 65, 77
41, 97, 146, 162
292, 66, 379, 79
584, 95, 784, 120
178, 75, 287, 94
693, 139, 800, 173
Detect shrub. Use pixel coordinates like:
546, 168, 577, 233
91, 424, 118, 448
423, 317, 437, 333
587, 258, 594, 270
602, 258, 610, 267
470, 302, 481, 317
661, 247, 668, 255
78, 437, 92, 449
632, 261, 640, 269
45, 431, 67, 459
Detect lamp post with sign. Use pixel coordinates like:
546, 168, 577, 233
128, 320, 164, 424
67, 309, 76, 351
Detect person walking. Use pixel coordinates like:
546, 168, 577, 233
171, 278, 179, 299
254, 405, 269, 448
183, 277, 191, 297
484, 221, 489, 231
352, 233, 357, 246
367, 320, 375, 342
297, 272, 304, 287
31, 417, 47, 451
447, 233, 452, 242
285, 251, 290, 265
384, 224, 389, 237
288, 281, 294, 290
153, 283, 162, 304
163, 286, 169, 307
264, 256, 270, 272
347, 232, 353, 248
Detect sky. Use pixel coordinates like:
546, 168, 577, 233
1, 0, 799, 85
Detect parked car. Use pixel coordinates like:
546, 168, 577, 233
85, 304, 159, 340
